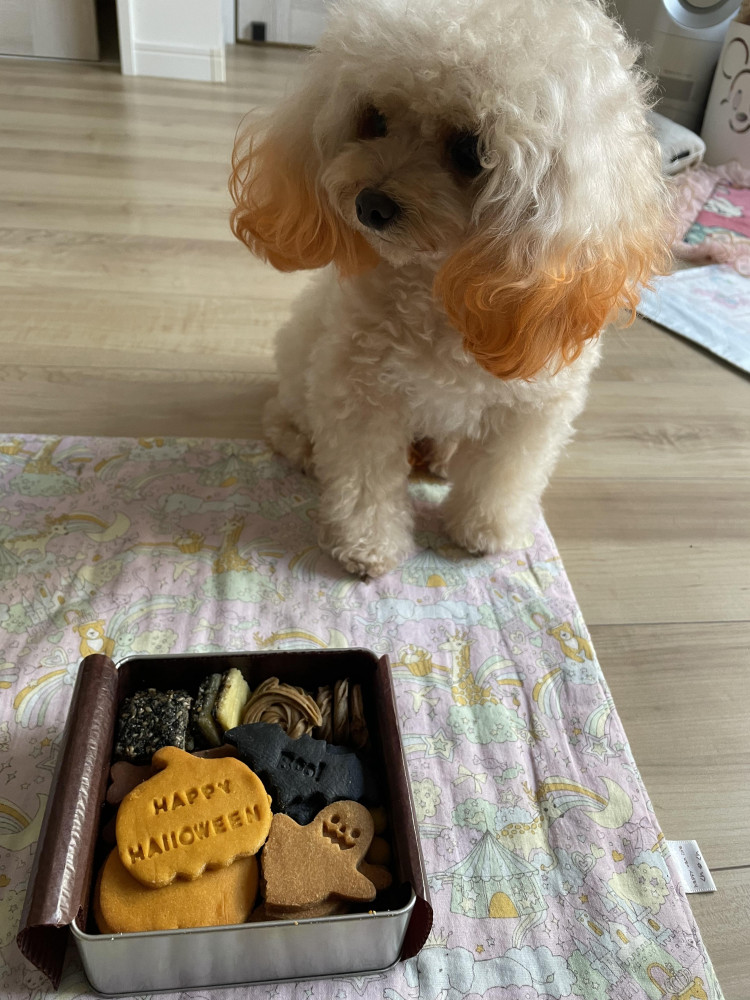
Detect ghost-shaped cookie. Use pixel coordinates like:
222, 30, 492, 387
261, 800, 391, 914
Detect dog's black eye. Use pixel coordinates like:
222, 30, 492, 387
449, 131, 483, 177
358, 105, 387, 140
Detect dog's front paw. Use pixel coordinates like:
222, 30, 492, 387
263, 397, 314, 474
319, 519, 411, 579
444, 505, 535, 556
334, 546, 400, 579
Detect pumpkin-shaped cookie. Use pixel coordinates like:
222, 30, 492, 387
95, 848, 259, 933
116, 746, 271, 887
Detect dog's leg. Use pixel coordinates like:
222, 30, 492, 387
262, 289, 326, 474
443, 396, 580, 554
263, 395, 314, 473
310, 404, 413, 578
410, 436, 459, 480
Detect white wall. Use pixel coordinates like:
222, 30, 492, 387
0, 0, 99, 60
236, 0, 329, 45
222, 0, 236, 44
116, 0, 226, 82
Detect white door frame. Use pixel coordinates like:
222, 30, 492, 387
116, 0, 226, 82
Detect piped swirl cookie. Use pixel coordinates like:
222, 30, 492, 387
241, 677, 322, 739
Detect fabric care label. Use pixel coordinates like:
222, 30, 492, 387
667, 840, 717, 894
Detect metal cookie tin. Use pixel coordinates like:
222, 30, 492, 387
18, 649, 432, 994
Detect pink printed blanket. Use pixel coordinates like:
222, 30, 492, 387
672, 161, 750, 276
0, 435, 723, 999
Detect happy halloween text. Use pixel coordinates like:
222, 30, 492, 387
125, 779, 264, 864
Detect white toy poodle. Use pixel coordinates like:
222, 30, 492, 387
230, 0, 672, 578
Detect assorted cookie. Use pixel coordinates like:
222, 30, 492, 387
97, 670, 392, 935
241, 677, 322, 739
106, 761, 154, 805
95, 849, 260, 933
223, 722, 365, 825
192, 673, 224, 748
313, 679, 369, 748
114, 689, 193, 763
190, 668, 251, 749
184, 669, 366, 752
262, 802, 391, 918
214, 668, 251, 734
116, 746, 272, 886
348, 682, 369, 751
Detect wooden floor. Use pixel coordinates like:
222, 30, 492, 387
1, 46, 748, 996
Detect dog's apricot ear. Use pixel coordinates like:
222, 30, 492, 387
230, 135, 377, 276
435, 231, 670, 380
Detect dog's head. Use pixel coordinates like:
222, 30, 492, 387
230, 0, 673, 379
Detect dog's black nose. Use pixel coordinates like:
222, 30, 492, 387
355, 188, 401, 230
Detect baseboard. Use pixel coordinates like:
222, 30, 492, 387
128, 40, 225, 82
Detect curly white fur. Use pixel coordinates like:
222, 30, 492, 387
230, 0, 672, 577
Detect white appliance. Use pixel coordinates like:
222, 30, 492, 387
648, 110, 706, 173
612, 0, 740, 130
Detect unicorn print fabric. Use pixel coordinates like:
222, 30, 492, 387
0, 436, 722, 999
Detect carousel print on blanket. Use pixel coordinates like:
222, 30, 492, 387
0, 436, 722, 1000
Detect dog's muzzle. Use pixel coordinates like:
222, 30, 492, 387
355, 188, 401, 230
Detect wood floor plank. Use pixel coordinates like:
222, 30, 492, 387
570, 322, 750, 479
1, 145, 234, 182
688, 867, 750, 1000
569, 385, 750, 479
0, 290, 293, 366
0, 198, 235, 241
0, 228, 306, 300
590, 624, 750, 869
0, 344, 276, 376
0, 124, 233, 160
546, 480, 750, 625
598, 318, 743, 379
0, 370, 276, 439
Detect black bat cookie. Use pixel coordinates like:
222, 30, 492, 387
223, 722, 365, 824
